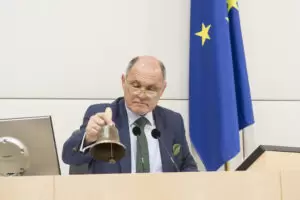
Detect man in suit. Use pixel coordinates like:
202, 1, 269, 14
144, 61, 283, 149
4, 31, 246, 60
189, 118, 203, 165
62, 56, 198, 173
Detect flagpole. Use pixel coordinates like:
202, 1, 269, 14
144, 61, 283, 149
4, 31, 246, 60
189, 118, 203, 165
242, 129, 246, 159
225, 130, 245, 172
224, 162, 230, 171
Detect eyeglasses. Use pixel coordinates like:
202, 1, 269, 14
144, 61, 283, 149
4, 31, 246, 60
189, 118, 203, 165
126, 80, 160, 98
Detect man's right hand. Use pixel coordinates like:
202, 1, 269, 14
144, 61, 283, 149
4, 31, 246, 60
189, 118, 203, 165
85, 107, 114, 144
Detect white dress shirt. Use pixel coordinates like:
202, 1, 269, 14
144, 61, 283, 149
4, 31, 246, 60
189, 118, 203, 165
125, 105, 162, 173
80, 106, 162, 173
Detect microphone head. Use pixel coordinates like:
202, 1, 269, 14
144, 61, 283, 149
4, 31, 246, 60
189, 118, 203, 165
151, 129, 161, 139
132, 126, 141, 136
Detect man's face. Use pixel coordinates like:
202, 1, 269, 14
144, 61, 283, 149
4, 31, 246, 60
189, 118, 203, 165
122, 59, 166, 115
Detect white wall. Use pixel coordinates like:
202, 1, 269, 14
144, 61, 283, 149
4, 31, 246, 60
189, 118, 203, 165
0, 0, 299, 174
0, 0, 195, 174
224, 0, 300, 170
0, 0, 190, 99
240, 0, 300, 100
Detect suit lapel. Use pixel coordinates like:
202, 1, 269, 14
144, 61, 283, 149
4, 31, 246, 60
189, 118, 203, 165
153, 107, 173, 172
113, 98, 131, 173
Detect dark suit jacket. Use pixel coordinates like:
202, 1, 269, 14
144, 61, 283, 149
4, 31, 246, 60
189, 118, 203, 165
62, 97, 198, 173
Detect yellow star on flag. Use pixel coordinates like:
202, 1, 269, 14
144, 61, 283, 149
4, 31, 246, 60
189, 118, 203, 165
227, 0, 239, 12
195, 23, 211, 46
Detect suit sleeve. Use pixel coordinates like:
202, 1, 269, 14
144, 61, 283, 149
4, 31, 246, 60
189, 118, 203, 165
176, 114, 199, 172
62, 105, 97, 165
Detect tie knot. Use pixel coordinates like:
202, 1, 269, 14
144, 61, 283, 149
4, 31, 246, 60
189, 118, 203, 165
134, 117, 148, 129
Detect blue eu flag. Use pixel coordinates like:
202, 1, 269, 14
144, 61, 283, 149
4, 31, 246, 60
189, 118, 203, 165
189, 0, 254, 171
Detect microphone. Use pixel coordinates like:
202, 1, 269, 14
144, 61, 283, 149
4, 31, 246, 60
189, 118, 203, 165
132, 126, 145, 171
132, 126, 141, 136
151, 129, 180, 172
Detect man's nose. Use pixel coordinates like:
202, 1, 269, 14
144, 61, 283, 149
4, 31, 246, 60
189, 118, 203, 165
137, 89, 147, 98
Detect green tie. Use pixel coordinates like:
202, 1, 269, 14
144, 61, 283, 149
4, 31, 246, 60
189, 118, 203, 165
135, 117, 150, 173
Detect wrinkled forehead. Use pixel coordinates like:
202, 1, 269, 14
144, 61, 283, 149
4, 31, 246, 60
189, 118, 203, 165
127, 64, 164, 86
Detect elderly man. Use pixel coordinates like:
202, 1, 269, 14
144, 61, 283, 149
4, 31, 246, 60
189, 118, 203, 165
62, 56, 198, 173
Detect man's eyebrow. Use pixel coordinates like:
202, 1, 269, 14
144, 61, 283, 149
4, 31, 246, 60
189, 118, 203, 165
128, 80, 140, 84
129, 80, 158, 87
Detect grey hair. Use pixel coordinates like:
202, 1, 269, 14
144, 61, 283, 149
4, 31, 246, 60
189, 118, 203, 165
126, 56, 166, 80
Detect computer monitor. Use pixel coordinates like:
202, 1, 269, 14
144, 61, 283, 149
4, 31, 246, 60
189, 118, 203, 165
0, 116, 61, 176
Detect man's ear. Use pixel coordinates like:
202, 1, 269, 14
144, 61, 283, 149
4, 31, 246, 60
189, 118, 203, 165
159, 80, 167, 97
121, 74, 126, 87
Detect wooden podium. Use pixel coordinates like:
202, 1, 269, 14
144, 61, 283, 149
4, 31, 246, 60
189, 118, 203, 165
0, 172, 280, 200
235, 145, 300, 200
236, 145, 300, 171
2, 145, 300, 200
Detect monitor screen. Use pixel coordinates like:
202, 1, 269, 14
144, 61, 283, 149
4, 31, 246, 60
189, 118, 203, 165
0, 116, 60, 176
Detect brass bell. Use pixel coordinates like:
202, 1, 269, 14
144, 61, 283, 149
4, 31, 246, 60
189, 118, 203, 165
89, 125, 126, 163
